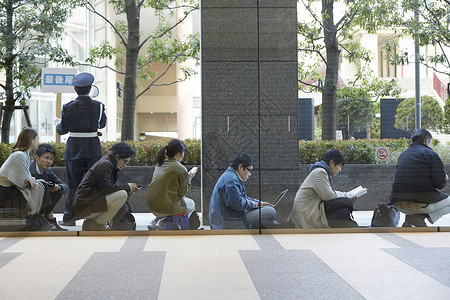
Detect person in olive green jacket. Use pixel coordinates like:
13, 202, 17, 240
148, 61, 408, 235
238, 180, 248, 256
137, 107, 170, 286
146, 139, 198, 229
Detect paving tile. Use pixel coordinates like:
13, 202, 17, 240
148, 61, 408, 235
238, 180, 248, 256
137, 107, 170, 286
394, 232, 450, 247
163, 250, 250, 275
272, 233, 399, 250
3, 236, 127, 253
0, 251, 93, 300
158, 273, 260, 300
313, 245, 450, 299
56, 239, 165, 300
240, 235, 364, 299
144, 235, 260, 252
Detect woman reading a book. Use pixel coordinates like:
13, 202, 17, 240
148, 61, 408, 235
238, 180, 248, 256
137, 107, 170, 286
289, 149, 359, 228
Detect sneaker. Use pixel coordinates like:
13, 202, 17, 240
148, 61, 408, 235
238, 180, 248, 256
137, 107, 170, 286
402, 214, 428, 227
47, 218, 69, 231
147, 219, 158, 230
82, 219, 109, 231
58, 215, 76, 226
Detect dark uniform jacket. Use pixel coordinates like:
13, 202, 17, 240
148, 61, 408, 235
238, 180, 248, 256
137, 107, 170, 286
390, 141, 448, 204
73, 153, 130, 219
29, 160, 68, 193
56, 95, 107, 160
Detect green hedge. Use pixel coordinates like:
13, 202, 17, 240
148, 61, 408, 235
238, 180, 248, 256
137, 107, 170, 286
299, 139, 412, 164
0, 138, 447, 166
0, 139, 201, 167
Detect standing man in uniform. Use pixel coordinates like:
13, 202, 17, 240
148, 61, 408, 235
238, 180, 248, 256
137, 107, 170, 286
56, 72, 107, 226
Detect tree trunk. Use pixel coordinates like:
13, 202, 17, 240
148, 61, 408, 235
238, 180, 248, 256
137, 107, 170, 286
321, 0, 339, 141
1, 0, 15, 143
121, 0, 140, 141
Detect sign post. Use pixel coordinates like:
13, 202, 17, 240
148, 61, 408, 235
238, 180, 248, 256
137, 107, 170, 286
375, 147, 390, 163
41, 68, 77, 143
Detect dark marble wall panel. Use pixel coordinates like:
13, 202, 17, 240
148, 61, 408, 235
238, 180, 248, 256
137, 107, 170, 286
201, 0, 298, 225
201, 8, 258, 62
201, 0, 257, 8
260, 0, 297, 7
260, 62, 298, 115
202, 62, 259, 116
258, 8, 298, 61
260, 115, 299, 169
202, 115, 259, 169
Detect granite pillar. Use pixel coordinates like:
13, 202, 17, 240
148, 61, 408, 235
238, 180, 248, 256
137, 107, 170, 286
201, 0, 299, 224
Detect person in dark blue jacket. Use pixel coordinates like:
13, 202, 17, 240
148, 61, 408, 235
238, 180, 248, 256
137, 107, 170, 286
209, 153, 277, 229
55, 72, 107, 225
391, 129, 450, 227
30, 144, 69, 230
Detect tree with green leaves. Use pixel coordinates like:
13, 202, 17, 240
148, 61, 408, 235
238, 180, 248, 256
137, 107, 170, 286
395, 95, 443, 132
385, 0, 450, 77
298, 0, 402, 140
0, 0, 82, 143
335, 87, 376, 140
82, 0, 199, 141
441, 96, 450, 133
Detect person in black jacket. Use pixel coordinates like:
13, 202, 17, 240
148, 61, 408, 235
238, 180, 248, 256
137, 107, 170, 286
390, 129, 450, 227
30, 144, 69, 230
73, 142, 140, 231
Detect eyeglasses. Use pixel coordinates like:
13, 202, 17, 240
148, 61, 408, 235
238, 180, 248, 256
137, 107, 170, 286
123, 159, 130, 165
246, 167, 252, 173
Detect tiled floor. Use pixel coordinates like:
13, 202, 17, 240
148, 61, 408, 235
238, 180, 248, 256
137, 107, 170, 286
1, 212, 450, 298
54, 210, 450, 231
1, 232, 450, 299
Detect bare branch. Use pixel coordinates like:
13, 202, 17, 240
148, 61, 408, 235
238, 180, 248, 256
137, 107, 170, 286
298, 79, 323, 91
298, 47, 327, 66
77, 63, 125, 75
336, 8, 358, 32
83, 0, 127, 47
136, 56, 180, 98
300, 0, 327, 32
139, 7, 198, 50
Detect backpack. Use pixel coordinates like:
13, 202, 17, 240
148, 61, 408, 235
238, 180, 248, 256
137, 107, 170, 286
371, 202, 400, 227
110, 201, 136, 230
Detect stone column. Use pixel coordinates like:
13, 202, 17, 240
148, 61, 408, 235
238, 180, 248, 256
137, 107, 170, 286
201, 0, 298, 224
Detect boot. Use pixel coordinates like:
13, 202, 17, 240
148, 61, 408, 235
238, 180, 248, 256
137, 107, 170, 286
402, 214, 428, 227
47, 218, 69, 231
82, 219, 109, 231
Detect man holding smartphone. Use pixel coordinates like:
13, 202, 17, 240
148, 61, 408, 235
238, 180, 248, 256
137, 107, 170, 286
30, 144, 69, 230
73, 142, 140, 230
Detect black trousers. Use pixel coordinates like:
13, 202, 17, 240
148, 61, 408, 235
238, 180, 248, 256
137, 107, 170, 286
324, 197, 358, 228
64, 157, 99, 219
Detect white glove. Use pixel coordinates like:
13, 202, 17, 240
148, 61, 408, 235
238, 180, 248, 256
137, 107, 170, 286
53, 118, 61, 126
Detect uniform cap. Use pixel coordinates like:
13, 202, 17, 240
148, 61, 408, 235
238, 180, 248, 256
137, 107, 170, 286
72, 72, 94, 87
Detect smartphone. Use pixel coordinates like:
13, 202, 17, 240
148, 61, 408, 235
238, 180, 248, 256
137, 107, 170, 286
47, 181, 56, 187
137, 185, 142, 189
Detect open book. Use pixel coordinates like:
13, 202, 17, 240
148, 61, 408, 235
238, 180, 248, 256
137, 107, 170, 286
347, 185, 367, 198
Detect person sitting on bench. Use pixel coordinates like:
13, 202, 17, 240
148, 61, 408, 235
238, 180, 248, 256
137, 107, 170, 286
390, 129, 450, 227
146, 139, 198, 230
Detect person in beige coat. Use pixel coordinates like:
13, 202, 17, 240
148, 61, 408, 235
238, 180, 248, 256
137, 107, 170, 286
289, 149, 358, 228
